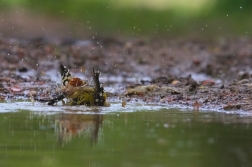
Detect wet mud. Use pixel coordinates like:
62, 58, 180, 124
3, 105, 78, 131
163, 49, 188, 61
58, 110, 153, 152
1, 36, 252, 113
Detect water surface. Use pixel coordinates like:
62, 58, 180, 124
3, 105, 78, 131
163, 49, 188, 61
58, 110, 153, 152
1, 108, 252, 167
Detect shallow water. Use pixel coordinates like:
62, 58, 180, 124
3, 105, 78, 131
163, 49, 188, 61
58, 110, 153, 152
1, 107, 252, 167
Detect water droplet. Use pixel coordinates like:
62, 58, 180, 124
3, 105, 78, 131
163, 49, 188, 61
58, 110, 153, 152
207, 137, 215, 144
163, 123, 169, 128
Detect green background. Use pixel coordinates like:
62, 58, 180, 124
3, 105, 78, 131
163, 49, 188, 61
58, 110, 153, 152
1, 0, 252, 38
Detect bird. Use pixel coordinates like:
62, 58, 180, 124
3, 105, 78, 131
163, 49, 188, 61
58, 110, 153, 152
48, 65, 108, 106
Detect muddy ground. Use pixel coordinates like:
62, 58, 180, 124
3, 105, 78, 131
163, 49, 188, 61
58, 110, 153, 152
1, 36, 252, 112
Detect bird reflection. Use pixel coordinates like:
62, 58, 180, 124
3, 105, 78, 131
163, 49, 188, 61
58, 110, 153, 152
55, 113, 103, 146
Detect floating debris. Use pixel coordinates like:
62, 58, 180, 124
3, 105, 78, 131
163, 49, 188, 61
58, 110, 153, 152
192, 100, 202, 109
122, 101, 126, 107
223, 104, 242, 110
125, 85, 156, 96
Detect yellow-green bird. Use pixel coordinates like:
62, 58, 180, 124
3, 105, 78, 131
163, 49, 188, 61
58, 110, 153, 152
48, 65, 108, 106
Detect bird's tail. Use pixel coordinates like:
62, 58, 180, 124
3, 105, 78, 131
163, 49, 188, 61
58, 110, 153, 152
60, 64, 72, 86
91, 68, 105, 106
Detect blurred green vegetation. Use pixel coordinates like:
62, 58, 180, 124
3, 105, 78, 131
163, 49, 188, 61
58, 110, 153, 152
1, 0, 252, 37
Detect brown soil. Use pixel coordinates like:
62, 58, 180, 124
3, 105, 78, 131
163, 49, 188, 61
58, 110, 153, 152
1, 36, 252, 112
